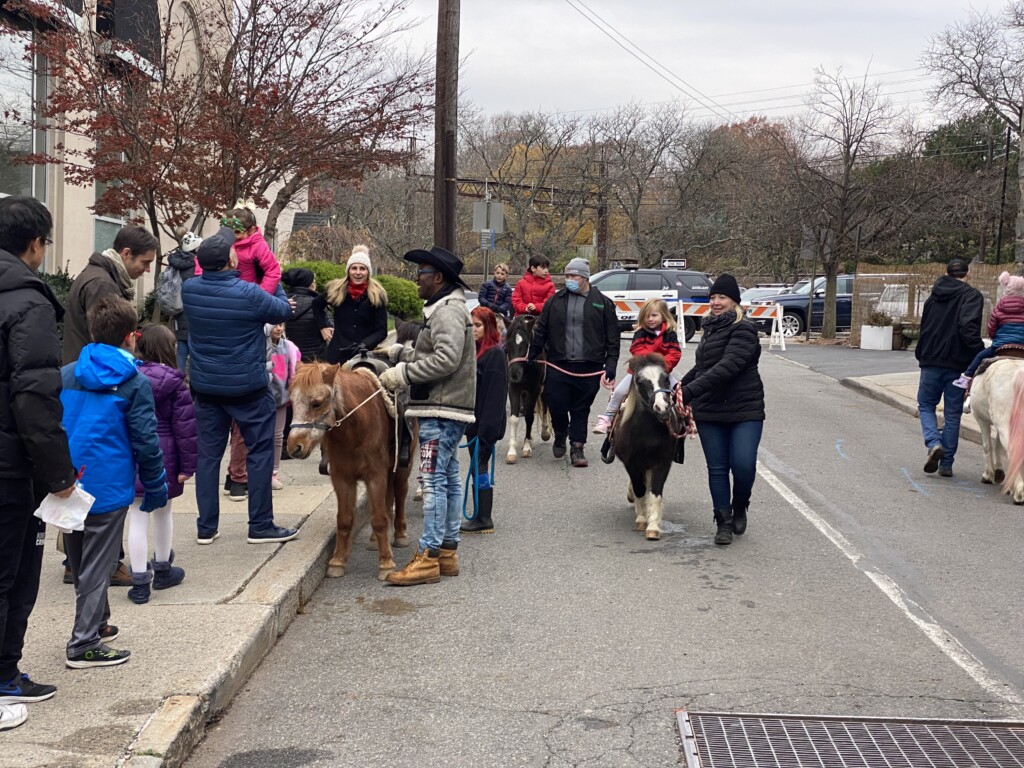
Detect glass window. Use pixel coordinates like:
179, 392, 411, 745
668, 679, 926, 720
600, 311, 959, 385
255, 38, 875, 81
634, 272, 669, 291
677, 274, 710, 292
0, 38, 46, 201
591, 272, 629, 291
94, 172, 125, 252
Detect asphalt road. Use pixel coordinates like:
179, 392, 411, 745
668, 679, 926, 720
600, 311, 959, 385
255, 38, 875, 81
186, 341, 1023, 768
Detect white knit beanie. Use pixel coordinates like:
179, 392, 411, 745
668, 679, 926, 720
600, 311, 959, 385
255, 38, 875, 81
347, 244, 372, 271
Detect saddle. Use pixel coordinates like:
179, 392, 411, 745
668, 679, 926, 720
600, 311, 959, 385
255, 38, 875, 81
976, 344, 1024, 379
344, 350, 413, 468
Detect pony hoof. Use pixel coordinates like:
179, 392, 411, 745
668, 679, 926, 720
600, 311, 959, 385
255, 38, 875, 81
541, 431, 551, 442
521, 447, 533, 458
506, 454, 517, 465
634, 521, 645, 531
393, 536, 411, 548
982, 475, 994, 485
995, 469, 1006, 484
645, 530, 661, 541
326, 564, 346, 578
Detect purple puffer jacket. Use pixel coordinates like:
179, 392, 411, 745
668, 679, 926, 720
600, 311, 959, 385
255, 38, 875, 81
133, 362, 198, 499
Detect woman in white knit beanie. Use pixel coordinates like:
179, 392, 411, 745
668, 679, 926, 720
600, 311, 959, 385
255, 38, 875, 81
320, 244, 390, 365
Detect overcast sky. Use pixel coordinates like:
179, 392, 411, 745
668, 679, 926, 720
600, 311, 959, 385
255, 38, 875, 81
400, 0, 1006, 122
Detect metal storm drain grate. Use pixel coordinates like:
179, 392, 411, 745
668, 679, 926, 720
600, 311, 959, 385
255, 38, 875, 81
677, 710, 1024, 767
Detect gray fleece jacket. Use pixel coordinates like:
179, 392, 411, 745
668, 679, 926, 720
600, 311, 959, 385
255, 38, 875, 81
393, 288, 476, 424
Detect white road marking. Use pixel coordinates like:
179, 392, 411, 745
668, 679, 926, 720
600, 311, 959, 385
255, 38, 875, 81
758, 462, 1024, 710
770, 353, 810, 369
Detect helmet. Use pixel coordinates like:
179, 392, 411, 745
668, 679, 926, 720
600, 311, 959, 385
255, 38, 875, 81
180, 232, 203, 253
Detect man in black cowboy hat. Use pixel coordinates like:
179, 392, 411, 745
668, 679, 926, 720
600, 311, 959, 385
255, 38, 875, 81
379, 246, 476, 586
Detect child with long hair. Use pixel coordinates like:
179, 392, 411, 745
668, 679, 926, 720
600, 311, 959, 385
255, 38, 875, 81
461, 307, 508, 534
127, 324, 197, 604
266, 323, 300, 489
593, 298, 681, 434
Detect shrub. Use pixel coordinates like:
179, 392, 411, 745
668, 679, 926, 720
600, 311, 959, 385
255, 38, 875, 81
289, 260, 423, 320
38, 266, 74, 342
865, 309, 895, 327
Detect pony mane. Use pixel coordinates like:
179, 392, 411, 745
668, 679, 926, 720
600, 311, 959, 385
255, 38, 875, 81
628, 352, 667, 372
292, 363, 326, 389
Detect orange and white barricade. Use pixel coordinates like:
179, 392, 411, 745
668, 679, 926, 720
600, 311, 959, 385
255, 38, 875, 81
672, 300, 785, 351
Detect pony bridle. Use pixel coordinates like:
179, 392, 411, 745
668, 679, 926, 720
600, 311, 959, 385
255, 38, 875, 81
291, 381, 384, 433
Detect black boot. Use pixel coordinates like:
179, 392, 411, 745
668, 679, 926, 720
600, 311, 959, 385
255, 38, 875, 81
731, 500, 748, 536
398, 422, 412, 468
461, 488, 494, 533
673, 438, 686, 464
713, 507, 733, 546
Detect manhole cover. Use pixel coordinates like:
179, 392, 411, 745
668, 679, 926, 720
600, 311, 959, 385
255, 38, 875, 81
677, 710, 1024, 767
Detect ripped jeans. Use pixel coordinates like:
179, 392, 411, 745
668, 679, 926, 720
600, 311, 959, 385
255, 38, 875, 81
417, 417, 467, 551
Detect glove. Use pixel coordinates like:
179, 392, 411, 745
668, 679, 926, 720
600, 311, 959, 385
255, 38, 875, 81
605, 365, 617, 382
379, 366, 407, 392
387, 343, 406, 364
140, 481, 169, 512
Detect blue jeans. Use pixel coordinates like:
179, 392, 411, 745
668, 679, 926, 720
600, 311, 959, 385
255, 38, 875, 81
176, 339, 190, 373
964, 345, 995, 377
194, 392, 277, 536
917, 366, 965, 467
417, 418, 466, 551
695, 420, 764, 511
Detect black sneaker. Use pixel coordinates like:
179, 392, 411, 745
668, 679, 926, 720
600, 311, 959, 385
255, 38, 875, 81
938, 466, 953, 478
99, 623, 118, 642
553, 433, 567, 459
222, 474, 232, 496
66, 644, 130, 669
0, 673, 56, 704
228, 481, 248, 502
247, 525, 298, 544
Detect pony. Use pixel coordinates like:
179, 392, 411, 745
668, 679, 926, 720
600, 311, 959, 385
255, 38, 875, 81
610, 354, 683, 540
504, 314, 551, 463
287, 362, 415, 579
970, 357, 1024, 504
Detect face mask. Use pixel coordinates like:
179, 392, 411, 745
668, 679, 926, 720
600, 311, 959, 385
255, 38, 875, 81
565, 279, 581, 293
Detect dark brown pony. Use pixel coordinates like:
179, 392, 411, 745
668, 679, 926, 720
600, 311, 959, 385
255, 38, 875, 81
287, 363, 414, 580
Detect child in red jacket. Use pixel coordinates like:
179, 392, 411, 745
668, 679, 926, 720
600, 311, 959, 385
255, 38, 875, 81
594, 299, 681, 434
511, 255, 555, 316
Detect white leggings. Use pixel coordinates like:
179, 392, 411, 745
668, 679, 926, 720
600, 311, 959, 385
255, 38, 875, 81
128, 501, 173, 574
603, 371, 678, 415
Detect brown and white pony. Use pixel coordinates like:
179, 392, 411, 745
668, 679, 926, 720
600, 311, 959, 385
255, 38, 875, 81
287, 363, 415, 580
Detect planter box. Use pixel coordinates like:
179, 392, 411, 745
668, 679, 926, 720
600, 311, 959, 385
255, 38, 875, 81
860, 325, 894, 351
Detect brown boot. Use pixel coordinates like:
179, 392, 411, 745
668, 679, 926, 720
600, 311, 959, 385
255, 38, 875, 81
438, 541, 459, 577
385, 548, 441, 586
109, 561, 132, 587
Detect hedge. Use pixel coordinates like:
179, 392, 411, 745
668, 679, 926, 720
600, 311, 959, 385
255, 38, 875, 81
288, 260, 423, 320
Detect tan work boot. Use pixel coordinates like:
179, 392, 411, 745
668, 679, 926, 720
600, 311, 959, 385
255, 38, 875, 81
385, 549, 441, 586
438, 544, 459, 577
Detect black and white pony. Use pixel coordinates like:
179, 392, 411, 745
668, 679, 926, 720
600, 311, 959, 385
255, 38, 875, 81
610, 354, 685, 540
504, 314, 551, 464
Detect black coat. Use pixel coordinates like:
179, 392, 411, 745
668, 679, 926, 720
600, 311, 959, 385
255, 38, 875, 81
680, 315, 764, 423
318, 293, 389, 364
465, 346, 508, 447
0, 249, 77, 493
915, 275, 985, 372
166, 249, 197, 342
528, 287, 619, 371
286, 287, 330, 362
478, 280, 513, 317
62, 252, 130, 363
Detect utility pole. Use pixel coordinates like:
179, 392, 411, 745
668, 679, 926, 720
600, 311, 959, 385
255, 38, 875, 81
405, 135, 417, 246
996, 126, 1011, 265
434, 0, 460, 252
597, 146, 608, 269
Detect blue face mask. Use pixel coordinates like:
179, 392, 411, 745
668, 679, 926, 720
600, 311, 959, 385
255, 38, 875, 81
565, 279, 581, 293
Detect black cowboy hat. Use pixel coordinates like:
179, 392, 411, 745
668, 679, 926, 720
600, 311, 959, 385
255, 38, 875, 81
403, 246, 470, 289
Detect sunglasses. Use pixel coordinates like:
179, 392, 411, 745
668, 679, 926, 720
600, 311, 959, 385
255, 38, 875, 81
220, 216, 246, 235
417, 268, 438, 277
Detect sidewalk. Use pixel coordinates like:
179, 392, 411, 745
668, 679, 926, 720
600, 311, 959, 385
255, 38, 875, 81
3, 453, 350, 768
840, 371, 982, 445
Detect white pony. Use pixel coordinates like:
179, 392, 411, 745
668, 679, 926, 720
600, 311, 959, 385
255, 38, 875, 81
970, 358, 1024, 504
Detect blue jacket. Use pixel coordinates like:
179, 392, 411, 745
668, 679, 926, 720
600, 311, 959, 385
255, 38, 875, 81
182, 270, 292, 398
60, 344, 165, 514
992, 322, 1024, 347
478, 279, 513, 317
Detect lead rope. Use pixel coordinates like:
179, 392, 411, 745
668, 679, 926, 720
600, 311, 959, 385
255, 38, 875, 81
459, 437, 497, 521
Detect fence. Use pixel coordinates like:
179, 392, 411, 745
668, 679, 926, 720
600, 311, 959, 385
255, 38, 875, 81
851, 264, 1002, 348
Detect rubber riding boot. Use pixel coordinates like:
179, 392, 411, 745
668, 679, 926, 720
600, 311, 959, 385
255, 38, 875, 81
127, 570, 152, 605
674, 438, 686, 465
713, 507, 733, 546
385, 548, 441, 586
152, 550, 185, 591
461, 488, 495, 533
731, 500, 748, 536
439, 540, 459, 577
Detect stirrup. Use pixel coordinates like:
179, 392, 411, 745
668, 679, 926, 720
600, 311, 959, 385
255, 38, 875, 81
600, 436, 615, 464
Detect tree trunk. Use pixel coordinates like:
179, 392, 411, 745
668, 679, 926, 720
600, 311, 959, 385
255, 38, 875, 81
264, 176, 304, 249
147, 196, 163, 324
821, 258, 839, 339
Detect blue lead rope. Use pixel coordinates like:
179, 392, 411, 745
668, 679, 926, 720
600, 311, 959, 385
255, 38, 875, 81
459, 437, 497, 521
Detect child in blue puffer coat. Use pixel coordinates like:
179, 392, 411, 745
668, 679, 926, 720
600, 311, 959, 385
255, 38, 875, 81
126, 324, 198, 604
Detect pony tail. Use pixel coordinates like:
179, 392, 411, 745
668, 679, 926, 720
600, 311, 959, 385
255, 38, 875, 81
1003, 368, 1024, 493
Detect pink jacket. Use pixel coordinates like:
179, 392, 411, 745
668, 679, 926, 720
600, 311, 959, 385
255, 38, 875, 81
194, 228, 281, 293
988, 295, 1024, 337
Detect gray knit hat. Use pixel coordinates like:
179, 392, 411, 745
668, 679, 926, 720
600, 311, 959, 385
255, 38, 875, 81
564, 257, 591, 279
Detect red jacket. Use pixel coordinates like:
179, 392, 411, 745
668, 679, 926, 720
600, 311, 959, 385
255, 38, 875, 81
988, 294, 1024, 337
512, 272, 556, 316
629, 323, 681, 372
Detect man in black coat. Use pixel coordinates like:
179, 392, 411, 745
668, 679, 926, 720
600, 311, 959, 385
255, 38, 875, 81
915, 258, 984, 477
528, 258, 619, 468
0, 197, 77, 728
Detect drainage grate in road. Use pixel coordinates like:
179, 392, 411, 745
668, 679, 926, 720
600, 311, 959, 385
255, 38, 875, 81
677, 710, 1024, 767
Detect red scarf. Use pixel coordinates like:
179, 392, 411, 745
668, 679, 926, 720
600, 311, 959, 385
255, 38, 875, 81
347, 281, 368, 301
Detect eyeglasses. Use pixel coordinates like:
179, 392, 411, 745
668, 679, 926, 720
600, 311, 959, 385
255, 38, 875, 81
43, 236, 53, 246
417, 269, 438, 277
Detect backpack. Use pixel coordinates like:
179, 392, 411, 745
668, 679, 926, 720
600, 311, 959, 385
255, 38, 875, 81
155, 265, 183, 317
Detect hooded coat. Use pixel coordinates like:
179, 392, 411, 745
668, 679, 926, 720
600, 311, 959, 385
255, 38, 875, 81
285, 286, 330, 362
0, 249, 76, 493
63, 252, 132, 364
193, 228, 281, 293
916, 275, 985, 372
60, 344, 165, 514
133, 362, 197, 499
166, 249, 198, 341
987, 294, 1024, 346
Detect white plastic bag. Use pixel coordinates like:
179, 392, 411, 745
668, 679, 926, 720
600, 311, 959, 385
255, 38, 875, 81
33, 485, 95, 532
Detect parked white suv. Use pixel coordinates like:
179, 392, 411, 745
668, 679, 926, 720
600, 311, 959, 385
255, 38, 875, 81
589, 268, 712, 340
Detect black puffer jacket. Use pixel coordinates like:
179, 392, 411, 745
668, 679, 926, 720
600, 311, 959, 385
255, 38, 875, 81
915, 275, 984, 372
465, 346, 508, 448
166, 249, 197, 342
680, 313, 764, 423
0, 249, 77, 493
317, 293, 389, 364
286, 287, 330, 362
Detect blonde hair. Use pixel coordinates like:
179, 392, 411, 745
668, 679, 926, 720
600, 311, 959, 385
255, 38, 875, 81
730, 305, 744, 324
493, 263, 509, 274
635, 298, 677, 332
325, 276, 388, 307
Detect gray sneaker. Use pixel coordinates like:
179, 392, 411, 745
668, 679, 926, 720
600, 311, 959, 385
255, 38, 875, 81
924, 444, 944, 474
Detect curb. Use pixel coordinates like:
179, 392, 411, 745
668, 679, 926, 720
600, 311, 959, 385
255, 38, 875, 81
840, 377, 982, 446
120, 488, 363, 768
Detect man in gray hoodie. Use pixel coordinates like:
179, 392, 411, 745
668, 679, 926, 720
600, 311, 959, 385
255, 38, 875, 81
380, 246, 476, 586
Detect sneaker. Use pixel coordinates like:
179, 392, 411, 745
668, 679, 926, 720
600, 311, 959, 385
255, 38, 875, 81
924, 444, 944, 474
66, 644, 130, 669
952, 374, 971, 389
938, 466, 953, 478
570, 442, 588, 468
228, 481, 248, 502
196, 530, 220, 545
247, 525, 298, 544
0, 703, 27, 731
99, 623, 118, 642
0, 673, 56, 704
593, 414, 612, 435
271, 474, 284, 491
222, 474, 232, 496
553, 433, 567, 459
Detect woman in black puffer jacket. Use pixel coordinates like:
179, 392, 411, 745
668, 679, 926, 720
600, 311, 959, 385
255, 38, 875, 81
280, 268, 331, 362
679, 274, 764, 546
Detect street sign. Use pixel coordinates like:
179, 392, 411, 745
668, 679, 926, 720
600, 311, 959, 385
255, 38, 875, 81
480, 229, 495, 250
472, 201, 504, 233
662, 258, 687, 269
